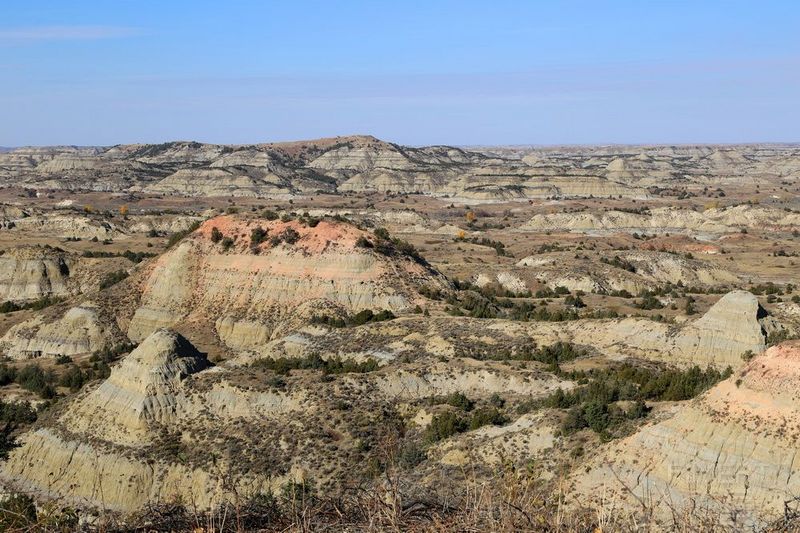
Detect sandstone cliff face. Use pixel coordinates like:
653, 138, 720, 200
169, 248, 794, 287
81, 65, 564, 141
516, 250, 740, 295
0, 246, 71, 301
0, 330, 222, 510
62, 329, 208, 444
127, 215, 450, 343
561, 291, 768, 369
569, 341, 800, 527
520, 205, 800, 234
0, 304, 122, 360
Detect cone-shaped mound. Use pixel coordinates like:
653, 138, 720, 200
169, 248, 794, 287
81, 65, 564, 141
61, 329, 208, 444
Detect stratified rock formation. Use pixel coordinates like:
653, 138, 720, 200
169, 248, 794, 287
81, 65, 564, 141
520, 205, 800, 234
126, 215, 449, 343
0, 246, 71, 301
62, 329, 208, 443
0, 304, 122, 359
563, 290, 768, 368
3, 137, 796, 201
0, 330, 212, 509
569, 340, 800, 527
516, 250, 740, 295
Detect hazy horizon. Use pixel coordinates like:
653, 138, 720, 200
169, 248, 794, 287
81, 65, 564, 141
2, 1, 799, 146
3, 137, 800, 150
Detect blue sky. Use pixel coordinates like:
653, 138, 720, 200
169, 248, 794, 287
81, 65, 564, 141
2, 1, 799, 146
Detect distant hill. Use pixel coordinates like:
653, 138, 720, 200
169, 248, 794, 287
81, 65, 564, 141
0, 136, 797, 201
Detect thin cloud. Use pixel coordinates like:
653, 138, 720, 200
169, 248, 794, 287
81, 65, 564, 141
0, 25, 141, 43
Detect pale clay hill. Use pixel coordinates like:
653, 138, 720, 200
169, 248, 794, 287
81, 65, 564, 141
0, 245, 130, 302
0, 138, 797, 529
0, 218, 777, 517
569, 340, 800, 528
1, 136, 798, 200
520, 204, 800, 234
125, 215, 449, 344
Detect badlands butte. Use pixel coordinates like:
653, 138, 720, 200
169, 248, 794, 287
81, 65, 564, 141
0, 136, 797, 531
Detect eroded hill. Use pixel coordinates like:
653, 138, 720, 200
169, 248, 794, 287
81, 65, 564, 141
0, 139, 797, 531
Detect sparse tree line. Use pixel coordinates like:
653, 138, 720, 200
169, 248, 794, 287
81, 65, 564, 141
251, 353, 379, 377
522, 362, 733, 440
311, 308, 395, 328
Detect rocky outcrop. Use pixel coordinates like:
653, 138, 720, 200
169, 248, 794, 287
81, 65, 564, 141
516, 250, 739, 295
0, 246, 71, 301
0, 304, 122, 360
570, 341, 800, 527
127, 215, 450, 343
520, 205, 800, 234
9, 214, 118, 239
143, 168, 293, 197
560, 291, 768, 368
61, 329, 208, 444
0, 330, 218, 510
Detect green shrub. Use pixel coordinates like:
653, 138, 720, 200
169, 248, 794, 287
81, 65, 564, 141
58, 366, 87, 392
424, 412, 467, 444
468, 407, 508, 430
444, 392, 474, 411
398, 442, 427, 468
0, 301, 20, 313
210, 226, 223, 243
100, 269, 129, 289
0, 364, 17, 385
250, 227, 268, 247
0, 493, 37, 529
16, 364, 55, 399
281, 479, 314, 502
311, 309, 395, 328
281, 228, 300, 244
532, 363, 730, 437
251, 354, 378, 376
635, 293, 664, 310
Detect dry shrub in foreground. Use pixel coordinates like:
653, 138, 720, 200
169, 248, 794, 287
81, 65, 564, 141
4, 458, 800, 532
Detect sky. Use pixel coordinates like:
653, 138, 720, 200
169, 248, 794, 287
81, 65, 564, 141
1, 0, 799, 146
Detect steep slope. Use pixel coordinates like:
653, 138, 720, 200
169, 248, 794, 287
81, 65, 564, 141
569, 341, 800, 527
61, 329, 209, 444
563, 291, 768, 368
0, 303, 124, 360
0, 330, 214, 510
126, 214, 450, 344
0, 246, 71, 301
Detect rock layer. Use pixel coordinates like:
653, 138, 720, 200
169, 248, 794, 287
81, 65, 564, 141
127, 215, 449, 343
0, 246, 71, 301
570, 341, 800, 527
0, 304, 121, 360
